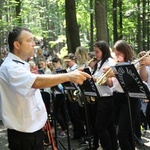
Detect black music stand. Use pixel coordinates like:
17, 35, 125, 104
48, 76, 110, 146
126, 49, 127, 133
112, 62, 150, 150
55, 69, 79, 150
79, 68, 100, 150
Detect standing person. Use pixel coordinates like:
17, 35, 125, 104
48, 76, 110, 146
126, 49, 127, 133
51, 57, 68, 138
28, 60, 38, 74
0, 27, 91, 150
75, 46, 89, 68
87, 52, 97, 74
37, 57, 51, 75
138, 51, 150, 87
75, 46, 98, 149
138, 52, 150, 130
106, 40, 139, 150
92, 40, 118, 150
37, 57, 52, 115
63, 53, 87, 146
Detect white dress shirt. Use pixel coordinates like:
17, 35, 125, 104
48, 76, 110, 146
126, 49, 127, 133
93, 58, 114, 97
67, 63, 78, 72
0, 53, 47, 133
112, 77, 124, 93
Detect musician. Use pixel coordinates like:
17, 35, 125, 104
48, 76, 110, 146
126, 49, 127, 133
75, 46, 99, 149
92, 40, 118, 150
63, 53, 87, 146
0, 27, 91, 150
138, 52, 150, 132
106, 40, 139, 150
75, 46, 96, 146
138, 52, 150, 87
52, 57, 68, 138
87, 52, 97, 74
75, 46, 89, 68
37, 57, 52, 115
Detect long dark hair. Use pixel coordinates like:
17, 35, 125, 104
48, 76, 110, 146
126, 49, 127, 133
94, 40, 111, 69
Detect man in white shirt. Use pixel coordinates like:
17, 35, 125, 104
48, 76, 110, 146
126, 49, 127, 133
0, 27, 91, 150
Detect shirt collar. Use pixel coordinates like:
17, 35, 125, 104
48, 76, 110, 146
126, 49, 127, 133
8, 53, 25, 64
8, 52, 29, 69
69, 63, 78, 71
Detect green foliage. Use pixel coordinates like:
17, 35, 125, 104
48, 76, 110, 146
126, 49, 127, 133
0, 0, 149, 56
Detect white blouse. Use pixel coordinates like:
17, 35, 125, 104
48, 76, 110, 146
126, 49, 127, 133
93, 58, 115, 97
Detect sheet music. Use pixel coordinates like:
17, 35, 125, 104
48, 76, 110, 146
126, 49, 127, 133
79, 68, 100, 98
113, 63, 150, 99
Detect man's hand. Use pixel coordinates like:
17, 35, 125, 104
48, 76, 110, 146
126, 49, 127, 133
68, 69, 91, 85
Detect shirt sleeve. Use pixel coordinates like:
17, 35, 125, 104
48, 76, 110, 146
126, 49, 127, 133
6, 65, 38, 96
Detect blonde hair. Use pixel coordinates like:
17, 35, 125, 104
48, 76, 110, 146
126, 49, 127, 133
75, 46, 89, 67
28, 60, 36, 68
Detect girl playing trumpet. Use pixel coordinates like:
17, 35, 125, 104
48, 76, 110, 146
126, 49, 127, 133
105, 40, 139, 150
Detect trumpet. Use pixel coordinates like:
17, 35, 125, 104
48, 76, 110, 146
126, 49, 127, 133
87, 57, 97, 66
96, 50, 150, 85
96, 61, 116, 85
133, 50, 150, 69
96, 68, 112, 85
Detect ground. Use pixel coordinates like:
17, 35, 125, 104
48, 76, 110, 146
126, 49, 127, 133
0, 121, 150, 150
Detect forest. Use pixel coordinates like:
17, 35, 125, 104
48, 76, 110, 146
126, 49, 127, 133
0, 0, 149, 59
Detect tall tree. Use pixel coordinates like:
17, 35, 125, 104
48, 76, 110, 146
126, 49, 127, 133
118, 0, 123, 39
147, 0, 150, 50
16, 0, 22, 24
137, 0, 142, 53
65, 0, 80, 53
142, 0, 146, 51
95, 0, 108, 42
113, 0, 118, 43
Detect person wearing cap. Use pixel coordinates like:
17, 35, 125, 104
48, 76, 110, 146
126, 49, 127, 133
63, 53, 78, 72
63, 53, 87, 146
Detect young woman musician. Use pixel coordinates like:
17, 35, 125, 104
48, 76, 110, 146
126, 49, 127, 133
106, 40, 139, 150
138, 51, 150, 132
92, 40, 118, 150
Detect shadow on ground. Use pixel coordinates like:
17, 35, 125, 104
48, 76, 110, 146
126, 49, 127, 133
0, 121, 150, 150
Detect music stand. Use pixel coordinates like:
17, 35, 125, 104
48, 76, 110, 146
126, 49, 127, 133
112, 62, 150, 150
79, 68, 100, 150
55, 69, 79, 150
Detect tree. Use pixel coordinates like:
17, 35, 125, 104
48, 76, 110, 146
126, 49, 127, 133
95, 0, 109, 42
16, 0, 22, 24
113, 0, 118, 43
65, 0, 80, 53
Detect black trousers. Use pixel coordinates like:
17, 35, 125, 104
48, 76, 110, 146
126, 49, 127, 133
7, 129, 44, 150
95, 96, 118, 150
113, 92, 139, 150
66, 99, 85, 138
53, 94, 67, 131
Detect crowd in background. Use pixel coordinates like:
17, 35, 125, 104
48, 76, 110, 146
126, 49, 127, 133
25, 40, 150, 150
0, 35, 150, 150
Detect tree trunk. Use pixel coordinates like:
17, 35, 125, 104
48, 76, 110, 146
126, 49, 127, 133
118, 0, 123, 39
90, 0, 94, 51
147, 0, 150, 50
15, 0, 22, 24
95, 0, 108, 43
113, 0, 118, 43
65, 0, 80, 53
137, 0, 142, 53
142, 0, 146, 51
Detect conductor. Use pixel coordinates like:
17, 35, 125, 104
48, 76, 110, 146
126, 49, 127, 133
0, 27, 91, 150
